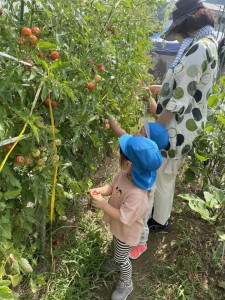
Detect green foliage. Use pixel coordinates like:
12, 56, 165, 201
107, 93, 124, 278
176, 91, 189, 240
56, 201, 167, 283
0, 0, 164, 298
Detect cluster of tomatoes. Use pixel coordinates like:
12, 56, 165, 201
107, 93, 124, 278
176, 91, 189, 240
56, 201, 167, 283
17, 26, 60, 65
43, 97, 57, 108
17, 26, 41, 46
87, 64, 105, 91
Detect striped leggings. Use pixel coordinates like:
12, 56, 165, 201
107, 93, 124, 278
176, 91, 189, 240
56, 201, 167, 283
113, 237, 132, 283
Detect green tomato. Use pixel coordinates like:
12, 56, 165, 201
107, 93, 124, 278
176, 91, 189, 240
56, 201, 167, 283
32, 149, 41, 157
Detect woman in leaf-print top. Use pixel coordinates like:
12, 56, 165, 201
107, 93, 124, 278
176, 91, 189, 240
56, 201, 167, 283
145, 0, 218, 237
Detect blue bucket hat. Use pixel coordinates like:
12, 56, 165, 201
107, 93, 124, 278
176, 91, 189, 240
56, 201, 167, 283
144, 120, 169, 150
119, 135, 162, 190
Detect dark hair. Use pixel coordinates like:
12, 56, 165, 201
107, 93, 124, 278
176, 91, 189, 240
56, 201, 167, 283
176, 9, 215, 38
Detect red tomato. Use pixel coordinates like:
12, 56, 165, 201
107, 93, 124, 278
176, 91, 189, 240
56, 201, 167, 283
51, 101, 57, 108
98, 64, 105, 72
5, 144, 12, 151
28, 35, 37, 45
16, 155, 24, 164
31, 26, 41, 37
44, 98, 50, 106
50, 50, 60, 60
87, 82, 94, 91
21, 27, 32, 36
37, 52, 44, 58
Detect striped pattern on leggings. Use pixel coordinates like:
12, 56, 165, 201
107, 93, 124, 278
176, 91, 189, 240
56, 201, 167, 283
114, 236, 132, 283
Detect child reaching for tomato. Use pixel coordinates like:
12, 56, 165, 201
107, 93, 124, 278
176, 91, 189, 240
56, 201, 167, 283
105, 109, 169, 260
89, 135, 162, 300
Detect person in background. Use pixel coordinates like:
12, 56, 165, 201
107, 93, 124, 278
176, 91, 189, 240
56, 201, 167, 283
89, 135, 162, 300
145, 0, 218, 236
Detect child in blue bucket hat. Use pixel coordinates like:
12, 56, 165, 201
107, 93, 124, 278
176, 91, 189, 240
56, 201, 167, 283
90, 135, 162, 300
106, 116, 169, 259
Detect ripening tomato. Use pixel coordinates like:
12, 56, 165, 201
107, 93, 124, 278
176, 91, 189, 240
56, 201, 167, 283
53, 155, 59, 163
28, 35, 37, 45
38, 116, 44, 123
104, 119, 110, 129
31, 26, 41, 37
94, 75, 101, 83
21, 27, 32, 36
87, 82, 94, 91
16, 155, 24, 164
50, 50, 60, 60
37, 159, 45, 166
17, 37, 25, 45
24, 157, 31, 165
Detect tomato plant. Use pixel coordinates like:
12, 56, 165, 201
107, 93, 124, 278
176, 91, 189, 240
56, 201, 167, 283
0, 0, 164, 297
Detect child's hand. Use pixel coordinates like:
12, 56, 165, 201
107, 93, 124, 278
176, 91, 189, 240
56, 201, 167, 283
91, 193, 106, 209
149, 85, 162, 94
89, 188, 101, 197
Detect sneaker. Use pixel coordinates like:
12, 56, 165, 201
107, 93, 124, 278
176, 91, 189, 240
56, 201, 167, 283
103, 259, 120, 273
147, 218, 171, 233
129, 244, 147, 259
111, 280, 133, 300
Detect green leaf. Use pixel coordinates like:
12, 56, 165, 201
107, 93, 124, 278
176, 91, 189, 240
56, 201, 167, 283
217, 113, 225, 125
218, 281, 225, 289
184, 168, 196, 183
0, 286, 14, 300
4, 189, 22, 200
9, 275, 20, 287
50, 61, 70, 71
36, 41, 57, 50
0, 266, 6, 277
208, 94, 219, 107
195, 153, 207, 162
179, 194, 210, 220
27, 121, 39, 143
216, 229, 225, 241
0, 223, 11, 239
204, 125, 214, 132
64, 86, 75, 102
0, 123, 5, 139
0, 280, 11, 286
70, 181, 82, 195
